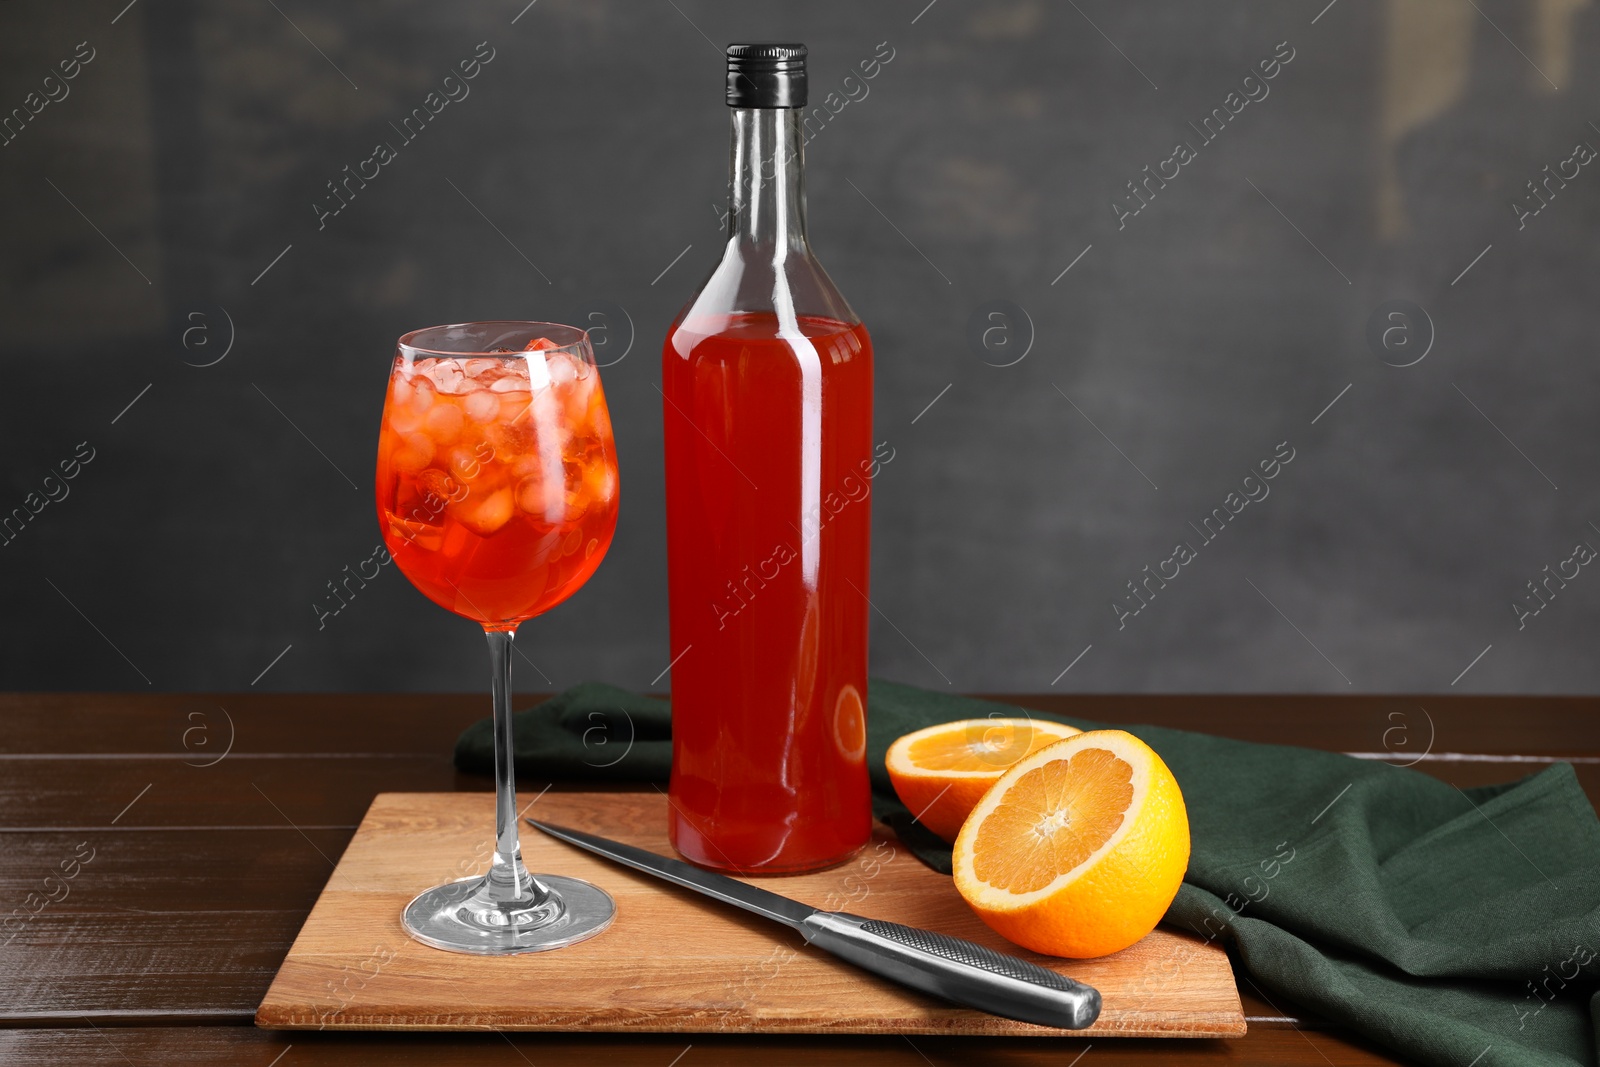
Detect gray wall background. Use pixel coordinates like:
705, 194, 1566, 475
2, 0, 1597, 694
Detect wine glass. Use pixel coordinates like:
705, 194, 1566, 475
376, 321, 620, 954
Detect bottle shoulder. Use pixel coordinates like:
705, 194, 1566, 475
671, 238, 860, 333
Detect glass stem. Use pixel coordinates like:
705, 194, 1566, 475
484, 628, 547, 907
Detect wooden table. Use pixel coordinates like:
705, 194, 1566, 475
3, 692, 1594, 1066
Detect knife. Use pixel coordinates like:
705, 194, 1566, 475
527, 818, 1101, 1030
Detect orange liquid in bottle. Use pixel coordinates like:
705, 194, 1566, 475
663, 311, 874, 872
376, 351, 618, 628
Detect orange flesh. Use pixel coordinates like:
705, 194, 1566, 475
905, 722, 1072, 773
972, 748, 1134, 893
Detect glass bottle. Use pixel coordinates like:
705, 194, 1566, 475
662, 43, 875, 872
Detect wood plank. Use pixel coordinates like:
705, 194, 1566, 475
3, 697, 1590, 1033
0, 829, 350, 914
0, 829, 354, 1023
257, 792, 1245, 1038
0, 693, 483, 756
0, 911, 306, 1024
0, 824, 1324, 1031
4, 690, 1585, 1065
0, 756, 460, 829
3, 692, 1597, 757
0, 828, 1329, 1031
1, 752, 1590, 832
0, 1026, 1416, 1066
0, 829, 1315, 1033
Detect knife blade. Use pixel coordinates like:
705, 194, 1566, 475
528, 818, 1101, 1030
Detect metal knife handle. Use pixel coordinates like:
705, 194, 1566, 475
799, 912, 1101, 1030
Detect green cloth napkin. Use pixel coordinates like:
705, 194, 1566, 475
456, 680, 1600, 1067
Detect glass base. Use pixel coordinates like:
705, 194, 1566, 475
403, 873, 615, 955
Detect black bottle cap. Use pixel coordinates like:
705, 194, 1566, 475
726, 42, 807, 108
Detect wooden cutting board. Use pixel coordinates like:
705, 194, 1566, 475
256, 792, 1245, 1037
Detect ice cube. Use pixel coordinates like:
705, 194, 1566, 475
515, 386, 561, 431
487, 420, 534, 460
430, 359, 466, 394
585, 461, 618, 505
409, 373, 437, 411
547, 353, 578, 385
464, 358, 499, 378
490, 375, 525, 392
393, 433, 435, 474
564, 431, 602, 463
560, 459, 590, 521
417, 468, 459, 507
524, 337, 560, 352
496, 392, 533, 422
423, 402, 464, 445
464, 390, 499, 423
447, 447, 485, 482
523, 352, 552, 392
516, 472, 559, 518
451, 487, 514, 536
388, 402, 424, 435
563, 375, 596, 424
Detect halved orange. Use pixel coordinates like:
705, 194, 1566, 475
885, 717, 1081, 842
953, 729, 1189, 959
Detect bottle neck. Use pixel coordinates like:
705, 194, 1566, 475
727, 107, 807, 252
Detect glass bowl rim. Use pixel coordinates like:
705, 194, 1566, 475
397, 320, 590, 359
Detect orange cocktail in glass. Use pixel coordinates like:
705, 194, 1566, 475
376, 321, 619, 955
377, 330, 618, 630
